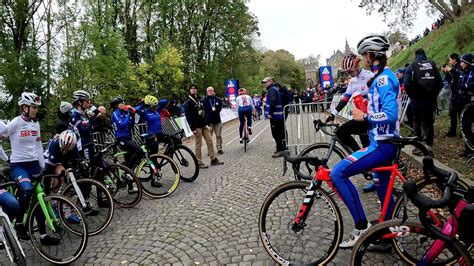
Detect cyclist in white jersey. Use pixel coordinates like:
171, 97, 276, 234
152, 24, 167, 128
0, 92, 59, 245
327, 53, 377, 192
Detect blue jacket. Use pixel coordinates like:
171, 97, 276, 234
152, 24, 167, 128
112, 109, 132, 140
136, 107, 162, 136
266, 85, 283, 120
203, 95, 222, 125
457, 67, 474, 97
71, 109, 95, 146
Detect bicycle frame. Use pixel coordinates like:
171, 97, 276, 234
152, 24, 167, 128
0, 207, 26, 262
32, 182, 59, 232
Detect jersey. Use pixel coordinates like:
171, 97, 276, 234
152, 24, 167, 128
366, 67, 401, 142
236, 95, 254, 108
71, 109, 94, 148
136, 107, 162, 136
332, 69, 374, 116
3, 115, 45, 168
112, 109, 133, 140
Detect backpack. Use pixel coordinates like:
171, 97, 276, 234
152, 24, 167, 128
411, 59, 438, 96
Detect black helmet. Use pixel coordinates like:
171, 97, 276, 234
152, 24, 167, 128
110, 96, 124, 109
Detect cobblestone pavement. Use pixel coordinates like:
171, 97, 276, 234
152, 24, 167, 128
1, 116, 401, 265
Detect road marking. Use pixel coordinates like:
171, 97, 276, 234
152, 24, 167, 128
249, 124, 269, 144
225, 136, 240, 146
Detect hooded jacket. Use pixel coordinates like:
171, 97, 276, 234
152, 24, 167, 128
403, 51, 443, 102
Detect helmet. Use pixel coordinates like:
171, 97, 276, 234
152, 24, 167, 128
144, 95, 158, 106
357, 34, 390, 55
238, 88, 247, 95
110, 96, 124, 108
58, 130, 77, 151
342, 53, 360, 72
59, 101, 73, 114
72, 90, 91, 103
18, 92, 41, 106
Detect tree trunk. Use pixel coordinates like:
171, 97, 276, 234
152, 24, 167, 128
429, 0, 455, 20
46, 0, 52, 99
449, 0, 461, 15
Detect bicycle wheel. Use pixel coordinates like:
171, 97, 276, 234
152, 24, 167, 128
259, 181, 343, 265
171, 144, 199, 182
102, 163, 142, 208
28, 195, 88, 265
61, 178, 114, 236
298, 142, 346, 180
461, 103, 474, 151
244, 137, 247, 152
135, 154, 180, 199
350, 220, 473, 265
1, 216, 26, 266
391, 178, 472, 263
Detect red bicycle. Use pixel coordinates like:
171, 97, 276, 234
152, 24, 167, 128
258, 136, 469, 265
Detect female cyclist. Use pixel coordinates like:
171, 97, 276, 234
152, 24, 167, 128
330, 34, 400, 248
236, 88, 254, 143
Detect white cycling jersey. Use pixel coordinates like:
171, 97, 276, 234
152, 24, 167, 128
1, 116, 45, 168
332, 69, 374, 116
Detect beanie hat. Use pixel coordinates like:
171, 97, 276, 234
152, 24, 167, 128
460, 53, 473, 65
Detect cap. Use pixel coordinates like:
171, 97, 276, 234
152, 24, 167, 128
396, 68, 405, 74
261, 77, 273, 83
460, 53, 473, 65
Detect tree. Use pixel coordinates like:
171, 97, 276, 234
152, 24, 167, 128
358, 0, 473, 28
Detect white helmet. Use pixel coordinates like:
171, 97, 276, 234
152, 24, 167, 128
72, 90, 91, 103
59, 101, 73, 114
18, 92, 41, 106
58, 130, 77, 151
357, 34, 390, 55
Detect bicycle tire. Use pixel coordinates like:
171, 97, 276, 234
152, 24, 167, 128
171, 144, 199, 182
391, 177, 472, 263
103, 163, 143, 208
135, 153, 180, 199
350, 220, 473, 265
28, 195, 88, 265
244, 137, 247, 152
461, 102, 474, 151
1, 216, 26, 266
61, 178, 114, 236
258, 181, 343, 265
298, 142, 346, 178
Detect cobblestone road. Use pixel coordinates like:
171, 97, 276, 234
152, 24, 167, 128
2, 117, 392, 265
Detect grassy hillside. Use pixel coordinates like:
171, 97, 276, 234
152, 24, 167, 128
389, 9, 474, 69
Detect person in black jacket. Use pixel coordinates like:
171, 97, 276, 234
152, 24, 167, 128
184, 84, 224, 168
403, 48, 443, 155
203, 86, 224, 154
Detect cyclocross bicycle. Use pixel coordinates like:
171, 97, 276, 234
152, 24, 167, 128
161, 130, 199, 182
351, 157, 473, 265
1, 172, 88, 264
0, 202, 26, 265
258, 137, 469, 265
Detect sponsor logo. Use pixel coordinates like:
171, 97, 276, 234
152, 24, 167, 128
20, 130, 38, 137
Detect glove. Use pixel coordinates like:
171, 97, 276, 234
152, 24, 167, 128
325, 114, 335, 123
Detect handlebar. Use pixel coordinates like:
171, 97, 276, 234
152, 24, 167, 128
281, 150, 321, 180
402, 156, 458, 242
313, 119, 339, 136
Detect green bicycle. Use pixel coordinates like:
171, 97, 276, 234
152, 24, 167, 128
2, 171, 88, 264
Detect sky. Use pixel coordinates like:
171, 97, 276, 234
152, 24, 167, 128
246, 0, 437, 64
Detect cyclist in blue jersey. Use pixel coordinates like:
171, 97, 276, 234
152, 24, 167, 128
331, 34, 400, 248
111, 97, 142, 192
2, 92, 59, 245
71, 90, 99, 159
135, 95, 164, 155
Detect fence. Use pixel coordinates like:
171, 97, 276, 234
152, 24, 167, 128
284, 91, 412, 154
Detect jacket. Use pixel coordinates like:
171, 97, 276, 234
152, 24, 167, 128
203, 95, 223, 125
184, 95, 207, 131
403, 52, 443, 102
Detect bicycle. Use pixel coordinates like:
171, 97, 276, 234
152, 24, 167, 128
0, 203, 26, 266
1, 172, 88, 264
351, 157, 473, 265
45, 166, 114, 236
243, 115, 250, 152
82, 142, 143, 208
161, 130, 199, 182
112, 135, 180, 199
258, 137, 467, 265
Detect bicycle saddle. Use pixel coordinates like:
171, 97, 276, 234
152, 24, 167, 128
382, 136, 418, 146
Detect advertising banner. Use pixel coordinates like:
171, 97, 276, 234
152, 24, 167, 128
319, 66, 333, 89
225, 79, 238, 110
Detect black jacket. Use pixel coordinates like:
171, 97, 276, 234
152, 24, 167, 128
203, 95, 222, 125
184, 95, 207, 131
403, 52, 443, 102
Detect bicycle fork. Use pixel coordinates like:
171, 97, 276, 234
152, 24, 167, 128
66, 169, 88, 209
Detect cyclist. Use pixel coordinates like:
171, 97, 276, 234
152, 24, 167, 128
71, 90, 98, 158
111, 97, 143, 192
331, 34, 400, 248
135, 95, 165, 155
1, 92, 59, 245
326, 53, 375, 193
236, 88, 254, 143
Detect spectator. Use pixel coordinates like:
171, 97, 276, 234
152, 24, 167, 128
93, 106, 113, 133
438, 64, 451, 111
184, 84, 224, 168
457, 53, 474, 157
262, 77, 286, 157
403, 48, 443, 155
203, 86, 224, 154
445, 53, 462, 137
253, 94, 262, 120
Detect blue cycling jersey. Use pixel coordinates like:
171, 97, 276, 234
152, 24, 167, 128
136, 107, 162, 136
112, 109, 132, 140
71, 109, 94, 147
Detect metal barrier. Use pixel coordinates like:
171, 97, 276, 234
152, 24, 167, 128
283, 101, 333, 154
